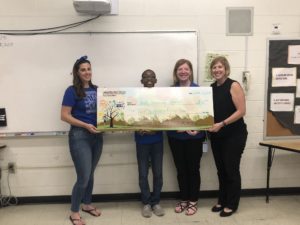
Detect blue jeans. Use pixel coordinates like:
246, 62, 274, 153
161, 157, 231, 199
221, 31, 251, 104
136, 142, 163, 206
69, 126, 103, 212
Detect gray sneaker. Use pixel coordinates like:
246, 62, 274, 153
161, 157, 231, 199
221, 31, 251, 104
152, 204, 165, 216
141, 204, 152, 218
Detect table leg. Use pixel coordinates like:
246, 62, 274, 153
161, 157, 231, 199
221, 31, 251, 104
266, 146, 274, 203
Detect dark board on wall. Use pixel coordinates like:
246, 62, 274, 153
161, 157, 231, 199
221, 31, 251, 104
0, 31, 198, 135
264, 38, 300, 139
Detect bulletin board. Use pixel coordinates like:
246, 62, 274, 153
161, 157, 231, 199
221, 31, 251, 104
0, 31, 198, 136
264, 38, 300, 139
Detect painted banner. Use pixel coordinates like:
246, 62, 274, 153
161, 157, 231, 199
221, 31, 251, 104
97, 87, 214, 131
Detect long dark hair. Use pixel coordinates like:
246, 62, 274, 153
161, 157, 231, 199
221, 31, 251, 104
72, 56, 97, 99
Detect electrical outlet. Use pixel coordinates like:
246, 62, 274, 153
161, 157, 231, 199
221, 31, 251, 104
272, 23, 281, 34
8, 162, 16, 174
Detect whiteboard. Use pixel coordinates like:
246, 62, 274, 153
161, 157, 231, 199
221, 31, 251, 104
0, 32, 198, 134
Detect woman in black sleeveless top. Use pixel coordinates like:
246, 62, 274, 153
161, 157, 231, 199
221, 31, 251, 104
208, 56, 248, 217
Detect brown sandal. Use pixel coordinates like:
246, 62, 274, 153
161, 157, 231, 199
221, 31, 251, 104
69, 216, 85, 225
175, 201, 188, 213
82, 207, 101, 217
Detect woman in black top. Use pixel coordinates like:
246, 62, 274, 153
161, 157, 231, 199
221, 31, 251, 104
208, 56, 248, 217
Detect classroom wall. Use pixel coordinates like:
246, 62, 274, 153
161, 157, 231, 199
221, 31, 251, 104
1, 0, 300, 197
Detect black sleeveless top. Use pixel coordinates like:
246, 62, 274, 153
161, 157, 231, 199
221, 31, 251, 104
210, 78, 247, 138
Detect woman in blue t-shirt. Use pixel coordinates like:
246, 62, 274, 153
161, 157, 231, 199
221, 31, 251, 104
167, 59, 205, 216
61, 56, 103, 225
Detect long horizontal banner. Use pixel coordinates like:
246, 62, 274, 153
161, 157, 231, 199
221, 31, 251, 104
97, 87, 214, 131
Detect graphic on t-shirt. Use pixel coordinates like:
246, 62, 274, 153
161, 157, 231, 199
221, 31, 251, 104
85, 91, 97, 114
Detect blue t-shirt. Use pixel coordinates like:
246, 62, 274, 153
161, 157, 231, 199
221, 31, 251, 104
62, 86, 97, 126
167, 82, 205, 140
135, 131, 163, 145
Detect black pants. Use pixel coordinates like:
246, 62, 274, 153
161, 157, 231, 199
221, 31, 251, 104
168, 137, 203, 202
210, 133, 247, 210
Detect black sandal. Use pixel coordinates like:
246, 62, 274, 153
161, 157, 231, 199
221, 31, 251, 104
211, 204, 223, 212
185, 202, 198, 216
220, 208, 236, 217
174, 201, 188, 213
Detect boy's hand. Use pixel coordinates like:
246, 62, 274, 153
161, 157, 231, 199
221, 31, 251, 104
138, 130, 155, 135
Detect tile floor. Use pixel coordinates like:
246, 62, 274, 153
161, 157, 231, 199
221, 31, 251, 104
0, 196, 300, 225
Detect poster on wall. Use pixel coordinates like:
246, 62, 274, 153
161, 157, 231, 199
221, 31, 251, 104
272, 67, 297, 87
296, 79, 300, 98
270, 93, 295, 112
97, 87, 214, 131
288, 45, 300, 64
294, 106, 300, 124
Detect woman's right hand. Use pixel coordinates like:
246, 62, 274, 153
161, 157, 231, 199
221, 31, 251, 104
208, 122, 223, 133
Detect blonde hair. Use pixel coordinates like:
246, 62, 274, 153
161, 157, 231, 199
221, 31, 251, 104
210, 56, 230, 77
